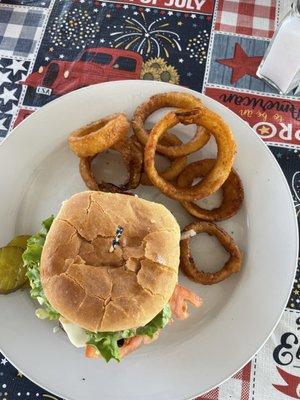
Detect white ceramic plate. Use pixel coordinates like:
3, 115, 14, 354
0, 81, 298, 400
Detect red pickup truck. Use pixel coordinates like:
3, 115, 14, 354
21, 47, 143, 96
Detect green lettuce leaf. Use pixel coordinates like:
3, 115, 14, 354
86, 305, 172, 362
22, 216, 59, 320
136, 304, 171, 338
86, 329, 137, 362
86, 332, 121, 362
121, 329, 136, 338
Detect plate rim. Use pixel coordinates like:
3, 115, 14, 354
0, 80, 298, 400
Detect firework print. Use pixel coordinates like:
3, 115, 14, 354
0, 5, 46, 58
48, 6, 102, 50
186, 30, 209, 64
215, 0, 277, 38
22, 1, 212, 107
108, 13, 183, 59
0, 57, 29, 137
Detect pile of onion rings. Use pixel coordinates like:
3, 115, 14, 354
68, 91, 244, 286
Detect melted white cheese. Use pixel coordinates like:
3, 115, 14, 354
59, 317, 88, 348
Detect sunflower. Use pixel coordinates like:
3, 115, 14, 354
140, 66, 160, 81
143, 57, 168, 71
158, 65, 180, 85
140, 58, 180, 85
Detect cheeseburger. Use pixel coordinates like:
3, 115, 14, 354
23, 191, 201, 362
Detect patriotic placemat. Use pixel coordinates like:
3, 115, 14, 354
0, 0, 299, 399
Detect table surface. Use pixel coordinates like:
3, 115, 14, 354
0, 0, 299, 399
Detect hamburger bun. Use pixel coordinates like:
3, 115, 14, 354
40, 191, 180, 332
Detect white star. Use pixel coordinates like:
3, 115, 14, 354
179, 58, 183, 63
45, 56, 50, 61
93, 8, 98, 12
59, 54, 65, 59
191, 14, 196, 18
0, 70, 11, 85
100, 39, 105, 43
0, 87, 18, 105
101, 2, 106, 6
6, 59, 27, 75
145, 8, 151, 12
133, 11, 138, 15
80, 0, 85, 2
1, 358, 7, 365
20, 73, 27, 81
168, 11, 173, 15
123, 4, 128, 8
5, 103, 19, 116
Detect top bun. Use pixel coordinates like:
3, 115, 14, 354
40, 191, 180, 332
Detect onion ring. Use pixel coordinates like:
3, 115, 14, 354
79, 137, 143, 193
180, 221, 242, 285
177, 159, 244, 221
68, 113, 130, 157
144, 108, 236, 201
132, 92, 210, 157
141, 133, 187, 186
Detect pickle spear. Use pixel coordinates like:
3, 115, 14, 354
0, 246, 28, 294
8, 235, 30, 250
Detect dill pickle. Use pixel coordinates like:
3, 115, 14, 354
0, 246, 28, 293
8, 235, 30, 250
